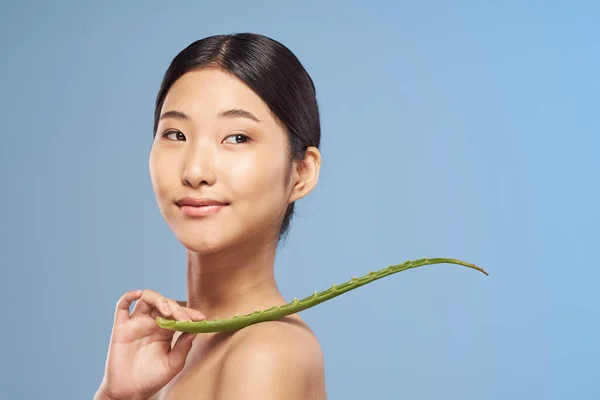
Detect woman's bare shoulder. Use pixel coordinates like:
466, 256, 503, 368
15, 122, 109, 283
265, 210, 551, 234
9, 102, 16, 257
230, 315, 323, 356
212, 316, 326, 399
175, 301, 320, 351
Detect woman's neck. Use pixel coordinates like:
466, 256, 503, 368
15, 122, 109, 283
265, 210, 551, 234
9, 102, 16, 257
184, 236, 286, 320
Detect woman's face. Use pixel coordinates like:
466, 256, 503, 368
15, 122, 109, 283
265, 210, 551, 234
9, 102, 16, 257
149, 68, 295, 253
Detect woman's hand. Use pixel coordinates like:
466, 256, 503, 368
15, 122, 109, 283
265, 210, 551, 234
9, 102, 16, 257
95, 289, 206, 400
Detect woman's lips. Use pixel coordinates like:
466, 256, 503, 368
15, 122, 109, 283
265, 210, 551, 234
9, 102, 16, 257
175, 197, 229, 217
179, 204, 226, 217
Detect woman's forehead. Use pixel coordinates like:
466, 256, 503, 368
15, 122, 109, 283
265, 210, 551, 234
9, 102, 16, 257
162, 69, 272, 121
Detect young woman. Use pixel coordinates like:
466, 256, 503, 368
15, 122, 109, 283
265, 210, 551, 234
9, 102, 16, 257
94, 33, 326, 400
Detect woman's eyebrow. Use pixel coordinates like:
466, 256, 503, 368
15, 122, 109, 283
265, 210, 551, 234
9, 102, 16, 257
159, 108, 261, 123
159, 110, 190, 121
218, 108, 260, 123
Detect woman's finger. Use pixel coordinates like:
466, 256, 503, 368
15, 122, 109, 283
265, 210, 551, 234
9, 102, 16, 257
149, 304, 205, 322
149, 307, 162, 320
114, 290, 143, 325
168, 332, 197, 373
166, 298, 192, 321
181, 306, 206, 321
130, 289, 172, 318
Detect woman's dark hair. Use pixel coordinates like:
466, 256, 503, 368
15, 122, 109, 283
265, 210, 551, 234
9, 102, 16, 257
153, 33, 321, 242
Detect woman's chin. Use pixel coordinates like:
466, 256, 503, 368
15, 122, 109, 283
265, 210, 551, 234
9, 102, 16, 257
169, 220, 272, 255
178, 236, 228, 254
173, 228, 243, 254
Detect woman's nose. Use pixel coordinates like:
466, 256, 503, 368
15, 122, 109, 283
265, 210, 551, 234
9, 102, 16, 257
181, 143, 216, 188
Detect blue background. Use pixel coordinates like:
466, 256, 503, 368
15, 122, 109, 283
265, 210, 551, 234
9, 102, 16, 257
1, 1, 598, 399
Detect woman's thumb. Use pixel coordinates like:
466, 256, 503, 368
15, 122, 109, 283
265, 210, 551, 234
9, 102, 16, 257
168, 332, 197, 373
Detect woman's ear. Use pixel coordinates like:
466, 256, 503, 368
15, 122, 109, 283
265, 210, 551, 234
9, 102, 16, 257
289, 146, 321, 203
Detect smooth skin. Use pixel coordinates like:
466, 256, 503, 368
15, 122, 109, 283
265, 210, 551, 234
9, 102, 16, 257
95, 67, 325, 400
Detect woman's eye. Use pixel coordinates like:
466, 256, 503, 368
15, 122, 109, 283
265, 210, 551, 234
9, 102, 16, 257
223, 134, 250, 144
163, 131, 185, 141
